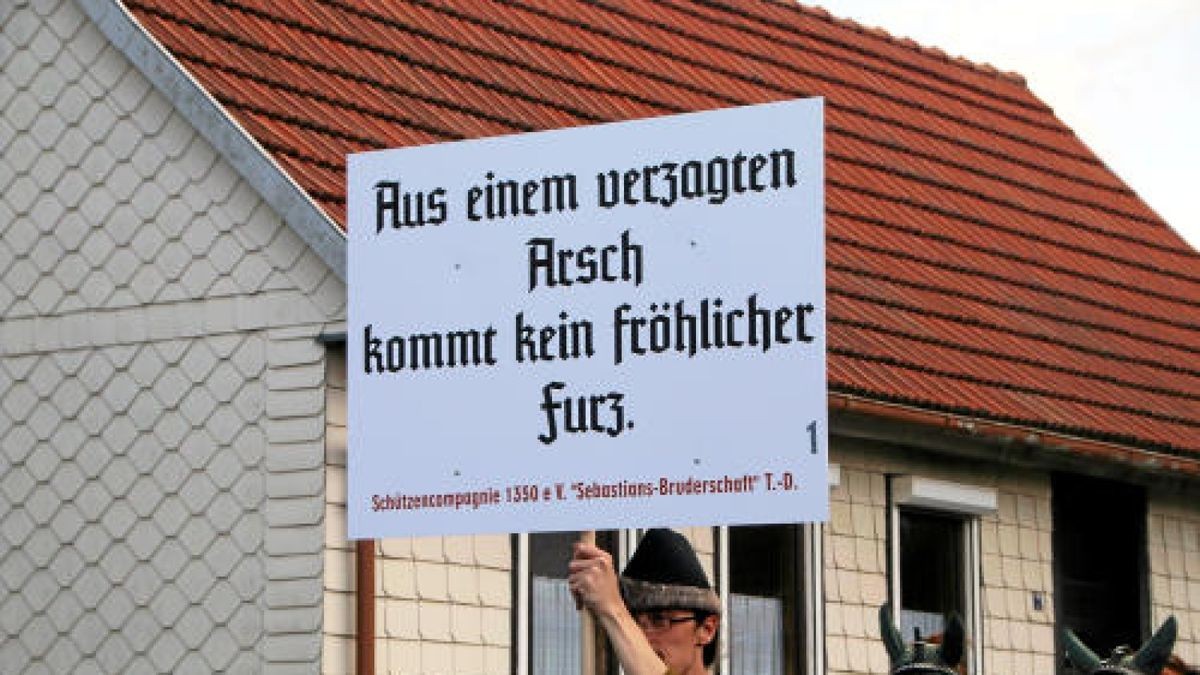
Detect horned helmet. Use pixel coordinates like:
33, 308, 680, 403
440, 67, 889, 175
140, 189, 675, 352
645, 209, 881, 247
1062, 616, 1177, 675
879, 604, 965, 675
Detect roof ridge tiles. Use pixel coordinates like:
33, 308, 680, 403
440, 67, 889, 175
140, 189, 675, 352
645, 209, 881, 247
388, 0, 1143, 213
362, 0, 1149, 217
829, 286, 1200, 382
485, 0, 1095, 167
460, 0, 1151, 206
145, 0, 1185, 252
775, 0, 1028, 86
250, 0, 1141, 205
840, 107, 1128, 199
663, 0, 1038, 114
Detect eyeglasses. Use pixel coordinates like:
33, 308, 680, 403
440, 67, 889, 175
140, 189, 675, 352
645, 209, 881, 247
633, 611, 700, 632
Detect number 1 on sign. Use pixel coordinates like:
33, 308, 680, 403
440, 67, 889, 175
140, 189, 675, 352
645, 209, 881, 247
806, 421, 819, 454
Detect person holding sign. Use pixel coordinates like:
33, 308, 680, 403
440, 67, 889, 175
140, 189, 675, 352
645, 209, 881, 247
569, 528, 721, 675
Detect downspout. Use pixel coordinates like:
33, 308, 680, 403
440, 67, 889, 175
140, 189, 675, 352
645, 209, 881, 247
357, 540, 376, 674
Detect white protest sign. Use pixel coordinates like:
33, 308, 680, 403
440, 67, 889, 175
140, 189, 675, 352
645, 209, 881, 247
348, 98, 826, 538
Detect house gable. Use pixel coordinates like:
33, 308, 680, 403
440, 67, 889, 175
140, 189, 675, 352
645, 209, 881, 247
1, 1, 345, 671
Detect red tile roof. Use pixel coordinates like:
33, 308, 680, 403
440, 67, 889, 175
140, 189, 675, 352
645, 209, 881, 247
127, 0, 1200, 460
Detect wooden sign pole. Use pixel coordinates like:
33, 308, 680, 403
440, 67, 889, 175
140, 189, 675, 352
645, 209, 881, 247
580, 530, 596, 675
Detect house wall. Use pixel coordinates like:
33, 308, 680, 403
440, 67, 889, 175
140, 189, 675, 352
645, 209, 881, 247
979, 473, 1055, 675
316, 413, 1067, 675
5, 4, 1197, 675
1148, 493, 1200, 665
0, 2, 343, 672
825, 439, 1056, 675
825, 448, 891, 675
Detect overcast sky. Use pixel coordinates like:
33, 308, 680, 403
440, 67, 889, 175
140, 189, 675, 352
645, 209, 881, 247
816, 0, 1200, 252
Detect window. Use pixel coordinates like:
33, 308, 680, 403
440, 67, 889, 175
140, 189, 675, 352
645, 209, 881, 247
890, 475, 996, 674
897, 510, 966, 639
517, 525, 824, 675
725, 524, 804, 675
1052, 473, 1146, 673
517, 530, 619, 675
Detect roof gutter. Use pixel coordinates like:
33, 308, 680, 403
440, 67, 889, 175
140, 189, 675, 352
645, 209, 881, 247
830, 392, 1200, 484
77, 0, 347, 282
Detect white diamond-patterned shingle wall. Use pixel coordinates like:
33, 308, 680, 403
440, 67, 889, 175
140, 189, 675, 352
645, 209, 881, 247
2, 2, 344, 673
1, 341, 266, 673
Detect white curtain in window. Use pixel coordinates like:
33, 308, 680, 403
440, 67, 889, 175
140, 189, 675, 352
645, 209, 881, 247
532, 576, 580, 673
730, 593, 783, 675
899, 608, 945, 643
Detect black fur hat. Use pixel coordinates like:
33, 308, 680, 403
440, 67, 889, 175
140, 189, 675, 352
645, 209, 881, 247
620, 528, 721, 615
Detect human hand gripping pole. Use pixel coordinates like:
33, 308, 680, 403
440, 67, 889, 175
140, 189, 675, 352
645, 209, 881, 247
569, 535, 672, 675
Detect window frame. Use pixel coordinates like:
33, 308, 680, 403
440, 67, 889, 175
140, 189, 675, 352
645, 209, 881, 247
514, 531, 625, 675
517, 524, 824, 675
716, 522, 824, 675
1050, 473, 1148, 674
888, 475, 996, 675
714, 464, 837, 675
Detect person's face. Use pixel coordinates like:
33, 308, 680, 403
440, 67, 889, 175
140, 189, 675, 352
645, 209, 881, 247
633, 609, 719, 674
